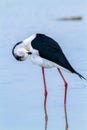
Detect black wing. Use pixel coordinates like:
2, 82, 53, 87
31, 34, 76, 73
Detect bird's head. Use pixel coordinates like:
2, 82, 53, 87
12, 41, 32, 61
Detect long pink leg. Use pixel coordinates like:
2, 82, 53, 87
57, 68, 68, 104
42, 67, 48, 108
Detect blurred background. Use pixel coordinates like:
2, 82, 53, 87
0, 0, 87, 130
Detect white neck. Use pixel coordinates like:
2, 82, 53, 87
23, 34, 36, 45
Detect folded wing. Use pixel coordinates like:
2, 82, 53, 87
31, 34, 76, 73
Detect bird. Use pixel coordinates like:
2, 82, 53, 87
12, 33, 86, 105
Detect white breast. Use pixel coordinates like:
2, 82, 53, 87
29, 53, 56, 68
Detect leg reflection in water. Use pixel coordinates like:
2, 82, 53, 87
43, 98, 68, 130
44, 94, 48, 130
64, 104, 68, 130
43, 93, 68, 130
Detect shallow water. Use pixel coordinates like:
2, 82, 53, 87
0, 0, 87, 130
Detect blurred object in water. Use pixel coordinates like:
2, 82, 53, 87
57, 16, 82, 21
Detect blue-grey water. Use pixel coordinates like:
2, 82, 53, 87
0, 0, 87, 130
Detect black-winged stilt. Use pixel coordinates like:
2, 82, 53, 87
12, 33, 86, 104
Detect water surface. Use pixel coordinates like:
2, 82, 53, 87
0, 0, 87, 130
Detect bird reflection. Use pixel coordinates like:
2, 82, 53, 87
64, 104, 69, 130
43, 98, 69, 130
44, 93, 48, 130
43, 91, 68, 130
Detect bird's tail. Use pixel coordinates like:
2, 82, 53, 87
75, 72, 87, 81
